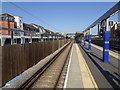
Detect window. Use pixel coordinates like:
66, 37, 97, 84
6, 17, 8, 20
2, 17, 6, 21
0, 17, 2, 21
9, 17, 13, 21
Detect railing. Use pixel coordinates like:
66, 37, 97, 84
91, 38, 120, 53
0, 27, 65, 46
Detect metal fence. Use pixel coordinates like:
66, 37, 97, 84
91, 38, 120, 53
0, 39, 71, 86
0, 27, 66, 46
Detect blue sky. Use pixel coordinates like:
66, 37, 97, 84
2, 2, 117, 33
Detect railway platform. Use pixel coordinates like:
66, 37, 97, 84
64, 43, 96, 88
63, 43, 119, 88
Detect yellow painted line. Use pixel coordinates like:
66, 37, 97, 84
75, 44, 99, 89
110, 10, 120, 17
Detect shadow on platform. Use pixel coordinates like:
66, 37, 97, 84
79, 44, 120, 88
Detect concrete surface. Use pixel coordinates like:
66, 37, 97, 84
66, 44, 84, 88
78, 43, 120, 88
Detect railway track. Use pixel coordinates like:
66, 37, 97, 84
17, 41, 73, 89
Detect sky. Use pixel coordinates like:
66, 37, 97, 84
1, 2, 118, 34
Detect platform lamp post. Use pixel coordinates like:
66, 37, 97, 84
88, 28, 92, 50
103, 18, 110, 63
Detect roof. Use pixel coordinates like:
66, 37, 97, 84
0, 13, 14, 17
44, 29, 54, 33
23, 23, 38, 29
30, 23, 44, 28
83, 1, 120, 32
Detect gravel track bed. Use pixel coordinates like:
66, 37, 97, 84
31, 43, 72, 88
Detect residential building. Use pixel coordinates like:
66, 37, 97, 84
30, 24, 44, 33
0, 13, 15, 35
23, 23, 39, 32
44, 29, 54, 34
14, 16, 23, 30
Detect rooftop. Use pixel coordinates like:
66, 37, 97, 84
0, 13, 14, 17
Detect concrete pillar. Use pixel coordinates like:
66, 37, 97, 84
83, 36, 86, 46
1, 38, 4, 46
21, 37, 25, 44
103, 19, 110, 63
52, 35, 54, 40
30, 35, 32, 43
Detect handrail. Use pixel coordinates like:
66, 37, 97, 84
0, 27, 63, 36
0, 27, 39, 33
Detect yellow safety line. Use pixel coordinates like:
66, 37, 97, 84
76, 44, 99, 89
81, 54, 99, 90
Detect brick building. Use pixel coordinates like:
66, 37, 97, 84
0, 13, 15, 35
0, 13, 40, 36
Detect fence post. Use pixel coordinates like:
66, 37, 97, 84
0, 46, 2, 87
103, 19, 110, 63
1, 38, 4, 46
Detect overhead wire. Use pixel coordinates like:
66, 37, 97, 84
3, 0, 61, 32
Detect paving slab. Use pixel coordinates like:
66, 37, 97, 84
66, 44, 83, 88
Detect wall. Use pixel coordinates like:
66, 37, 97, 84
0, 21, 15, 35
0, 46, 2, 87
1, 39, 71, 86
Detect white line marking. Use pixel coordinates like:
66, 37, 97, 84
63, 44, 74, 89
